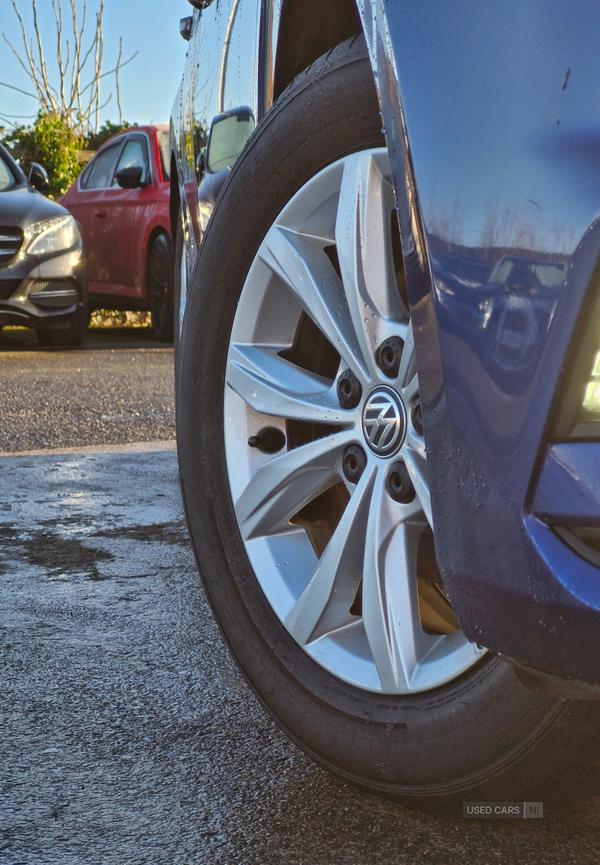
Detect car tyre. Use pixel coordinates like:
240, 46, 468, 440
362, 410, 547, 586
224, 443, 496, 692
177, 36, 600, 810
147, 232, 174, 343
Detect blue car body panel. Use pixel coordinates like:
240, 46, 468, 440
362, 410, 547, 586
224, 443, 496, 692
359, 0, 600, 681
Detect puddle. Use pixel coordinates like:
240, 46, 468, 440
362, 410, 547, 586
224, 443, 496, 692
0, 522, 114, 581
92, 521, 188, 545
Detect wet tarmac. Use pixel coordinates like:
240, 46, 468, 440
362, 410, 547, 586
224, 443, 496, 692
0, 327, 175, 453
1, 330, 600, 863
1, 446, 600, 864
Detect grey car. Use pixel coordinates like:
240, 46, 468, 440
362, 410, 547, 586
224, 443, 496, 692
0, 142, 87, 346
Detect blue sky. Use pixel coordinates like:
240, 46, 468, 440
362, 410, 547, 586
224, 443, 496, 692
0, 1, 190, 129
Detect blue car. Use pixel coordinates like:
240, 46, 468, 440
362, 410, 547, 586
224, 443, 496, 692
170, 0, 600, 809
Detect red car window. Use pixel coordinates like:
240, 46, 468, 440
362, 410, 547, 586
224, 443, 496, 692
81, 142, 122, 190
113, 139, 150, 185
157, 131, 170, 181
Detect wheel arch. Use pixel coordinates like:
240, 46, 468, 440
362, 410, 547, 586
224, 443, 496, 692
272, 0, 363, 102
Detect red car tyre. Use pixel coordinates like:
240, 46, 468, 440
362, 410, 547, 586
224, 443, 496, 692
147, 232, 174, 343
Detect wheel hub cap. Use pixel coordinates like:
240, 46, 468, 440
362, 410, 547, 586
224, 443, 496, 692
362, 387, 406, 457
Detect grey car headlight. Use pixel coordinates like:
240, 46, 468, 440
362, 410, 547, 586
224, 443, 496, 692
22, 214, 79, 256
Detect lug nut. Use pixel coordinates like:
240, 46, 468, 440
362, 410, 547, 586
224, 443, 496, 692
337, 369, 362, 409
343, 445, 366, 483
387, 461, 415, 503
248, 427, 286, 453
377, 336, 404, 379
411, 400, 424, 436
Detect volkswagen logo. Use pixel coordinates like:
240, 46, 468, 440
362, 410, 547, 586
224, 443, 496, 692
362, 388, 406, 456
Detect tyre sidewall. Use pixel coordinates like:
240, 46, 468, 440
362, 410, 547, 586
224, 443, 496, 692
148, 232, 174, 343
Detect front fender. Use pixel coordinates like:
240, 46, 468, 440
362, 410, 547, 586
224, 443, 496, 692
358, 0, 600, 682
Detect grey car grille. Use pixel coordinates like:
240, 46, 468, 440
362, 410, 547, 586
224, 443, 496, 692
29, 280, 79, 309
0, 227, 24, 266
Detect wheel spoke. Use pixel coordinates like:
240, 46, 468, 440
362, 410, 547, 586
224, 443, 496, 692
235, 428, 355, 540
285, 467, 376, 645
405, 425, 426, 461
361, 470, 430, 691
402, 374, 420, 405
335, 151, 407, 375
403, 446, 432, 527
227, 343, 347, 423
259, 225, 368, 380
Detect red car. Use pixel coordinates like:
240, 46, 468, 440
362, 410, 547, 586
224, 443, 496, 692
60, 124, 173, 341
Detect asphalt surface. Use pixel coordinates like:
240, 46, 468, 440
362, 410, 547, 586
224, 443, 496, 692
0, 327, 175, 452
1, 330, 600, 863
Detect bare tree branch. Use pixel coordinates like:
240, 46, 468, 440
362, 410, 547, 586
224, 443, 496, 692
0, 80, 37, 99
0, 114, 21, 129
52, 0, 66, 108
31, 0, 58, 111
78, 51, 138, 99
97, 92, 112, 112
5, 0, 134, 135
115, 37, 123, 126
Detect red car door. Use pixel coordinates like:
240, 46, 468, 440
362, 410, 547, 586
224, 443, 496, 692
98, 133, 152, 299
61, 138, 124, 291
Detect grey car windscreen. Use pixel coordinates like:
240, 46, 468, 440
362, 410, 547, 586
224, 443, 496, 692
0, 154, 15, 191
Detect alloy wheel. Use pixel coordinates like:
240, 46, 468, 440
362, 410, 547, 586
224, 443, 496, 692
224, 149, 484, 694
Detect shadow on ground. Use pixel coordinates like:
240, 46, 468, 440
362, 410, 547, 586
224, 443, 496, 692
0, 326, 171, 352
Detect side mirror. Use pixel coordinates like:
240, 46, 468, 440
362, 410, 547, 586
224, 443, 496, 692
188, 0, 211, 8
28, 162, 49, 193
206, 107, 255, 175
180, 16, 193, 40
115, 166, 144, 189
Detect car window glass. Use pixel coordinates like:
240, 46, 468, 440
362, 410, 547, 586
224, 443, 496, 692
113, 138, 149, 185
207, 114, 255, 174
490, 259, 514, 284
531, 263, 566, 288
81, 143, 122, 189
158, 131, 170, 181
0, 155, 15, 191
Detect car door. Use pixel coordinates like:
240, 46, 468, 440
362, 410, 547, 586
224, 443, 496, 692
97, 133, 152, 298
63, 139, 124, 291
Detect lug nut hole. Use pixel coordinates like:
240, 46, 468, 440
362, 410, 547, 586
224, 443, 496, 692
411, 400, 424, 436
386, 461, 415, 503
343, 444, 366, 483
337, 369, 362, 409
377, 337, 404, 379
